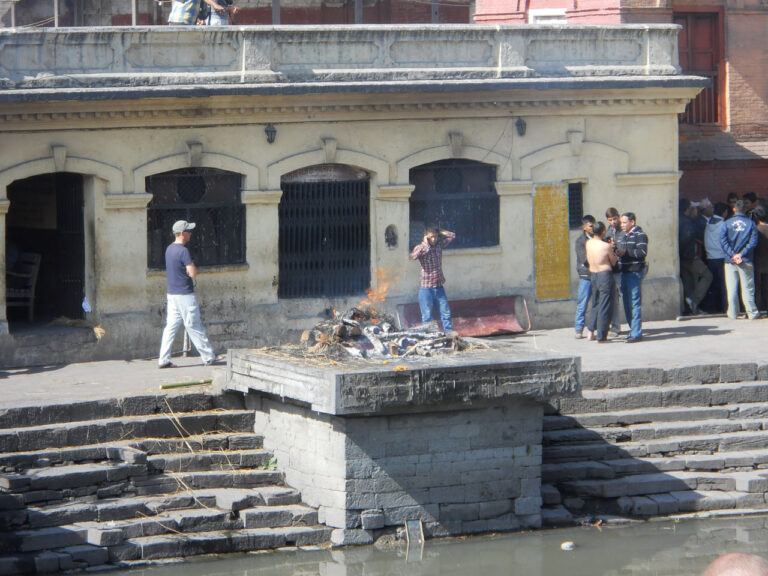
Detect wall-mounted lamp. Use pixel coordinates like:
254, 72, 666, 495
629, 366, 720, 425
265, 123, 277, 144
516, 117, 526, 137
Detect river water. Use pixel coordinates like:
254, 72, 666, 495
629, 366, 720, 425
120, 514, 768, 576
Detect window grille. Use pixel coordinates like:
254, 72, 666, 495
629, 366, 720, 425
568, 182, 584, 230
146, 168, 245, 269
409, 159, 499, 250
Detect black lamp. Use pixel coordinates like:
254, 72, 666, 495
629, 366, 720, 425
265, 123, 277, 144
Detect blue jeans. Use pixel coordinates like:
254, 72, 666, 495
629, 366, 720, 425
418, 286, 453, 332
574, 278, 591, 332
620, 271, 643, 339
724, 261, 758, 320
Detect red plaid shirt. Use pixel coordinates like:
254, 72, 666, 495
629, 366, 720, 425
410, 231, 455, 288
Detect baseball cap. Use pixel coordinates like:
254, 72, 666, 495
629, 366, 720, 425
172, 220, 196, 234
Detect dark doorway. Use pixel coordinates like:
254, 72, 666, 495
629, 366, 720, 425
279, 165, 370, 299
6, 173, 86, 325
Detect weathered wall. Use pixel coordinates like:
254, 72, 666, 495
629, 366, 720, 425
0, 26, 704, 366
248, 395, 543, 543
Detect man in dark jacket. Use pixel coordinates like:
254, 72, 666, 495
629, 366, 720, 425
574, 214, 595, 338
679, 199, 712, 315
720, 200, 759, 320
617, 212, 648, 343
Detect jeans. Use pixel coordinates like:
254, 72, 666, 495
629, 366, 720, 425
620, 271, 643, 339
159, 293, 215, 365
724, 261, 759, 320
207, 10, 229, 25
574, 278, 591, 333
610, 272, 622, 332
418, 286, 453, 332
703, 258, 726, 313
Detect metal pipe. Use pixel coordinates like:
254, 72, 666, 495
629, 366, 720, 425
54, 0, 59, 27
355, 0, 362, 23
132, 0, 138, 25
272, 0, 280, 24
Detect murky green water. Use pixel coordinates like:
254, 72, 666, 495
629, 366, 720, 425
121, 515, 768, 576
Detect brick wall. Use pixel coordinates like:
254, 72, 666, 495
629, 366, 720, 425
250, 395, 544, 541
680, 160, 768, 202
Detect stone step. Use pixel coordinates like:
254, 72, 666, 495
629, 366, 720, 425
132, 469, 284, 495
543, 429, 768, 463
614, 490, 766, 516
543, 405, 736, 431
0, 462, 148, 494
581, 363, 767, 391
0, 410, 256, 452
0, 392, 245, 430
0, 544, 110, 575
0, 433, 264, 470
543, 449, 768, 483
558, 470, 768, 499
240, 504, 318, 529
556, 381, 768, 415
134, 433, 263, 455
21, 493, 220, 530
108, 526, 332, 561
147, 449, 273, 474
543, 417, 768, 446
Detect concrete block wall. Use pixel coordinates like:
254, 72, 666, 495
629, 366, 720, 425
248, 395, 543, 542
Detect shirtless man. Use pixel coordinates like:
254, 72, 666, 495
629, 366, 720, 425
585, 221, 618, 342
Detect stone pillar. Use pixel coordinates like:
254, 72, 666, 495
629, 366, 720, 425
372, 185, 413, 299
0, 198, 9, 335
242, 190, 282, 303
496, 181, 534, 288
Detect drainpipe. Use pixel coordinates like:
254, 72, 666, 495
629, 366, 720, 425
54, 0, 59, 27
355, 0, 362, 23
272, 0, 280, 24
132, 0, 138, 25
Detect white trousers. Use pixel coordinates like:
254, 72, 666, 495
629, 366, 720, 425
159, 293, 215, 365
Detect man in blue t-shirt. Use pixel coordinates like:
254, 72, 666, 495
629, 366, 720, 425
720, 200, 759, 320
158, 220, 219, 368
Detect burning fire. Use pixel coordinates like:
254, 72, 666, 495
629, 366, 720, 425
359, 267, 399, 309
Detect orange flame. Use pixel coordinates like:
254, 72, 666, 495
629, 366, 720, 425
359, 268, 398, 308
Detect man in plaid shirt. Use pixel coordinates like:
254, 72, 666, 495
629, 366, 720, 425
410, 227, 455, 332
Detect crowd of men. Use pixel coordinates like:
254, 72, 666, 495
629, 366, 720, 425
679, 192, 768, 319
574, 193, 767, 345
574, 209, 648, 343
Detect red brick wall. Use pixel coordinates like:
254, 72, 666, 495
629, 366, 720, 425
474, 0, 620, 24
726, 12, 768, 139
680, 160, 768, 203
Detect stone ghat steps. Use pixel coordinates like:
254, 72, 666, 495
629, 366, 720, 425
552, 381, 768, 416
543, 449, 768, 483
2, 499, 320, 554
1, 523, 331, 573
543, 416, 768, 447
0, 410, 257, 453
0, 393, 246, 430
542, 365, 768, 524
0, 433, 264, 471
0, 394, 333, 574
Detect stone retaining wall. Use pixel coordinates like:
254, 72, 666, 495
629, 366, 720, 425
249, 395, 542, 544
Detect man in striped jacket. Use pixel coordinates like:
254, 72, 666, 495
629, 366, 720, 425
616, 212, 648, 343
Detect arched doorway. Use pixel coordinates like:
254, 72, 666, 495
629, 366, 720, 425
279, 164, 370, 299
5, 172, 85, 326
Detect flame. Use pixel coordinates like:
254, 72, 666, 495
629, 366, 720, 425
359, 268, 398, 308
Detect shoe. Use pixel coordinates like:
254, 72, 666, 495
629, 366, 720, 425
625, 336, 643, 344
609, 329, 621, 338
685, 297, 699, 315
575, 330, 584, 340
204, 354, 227, 367
158, 362, 176, 369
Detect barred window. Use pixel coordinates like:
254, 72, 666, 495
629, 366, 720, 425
146, 168, 245, 269
568, 182, 584, 230
409, 159, 499, 250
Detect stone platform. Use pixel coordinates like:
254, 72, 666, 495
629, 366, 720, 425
224, 345, 579, 543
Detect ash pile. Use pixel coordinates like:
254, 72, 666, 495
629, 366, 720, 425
299, 306, 470, 360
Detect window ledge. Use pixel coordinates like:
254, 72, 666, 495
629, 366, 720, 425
445, 245, 502, 256
147, 263, 250, 278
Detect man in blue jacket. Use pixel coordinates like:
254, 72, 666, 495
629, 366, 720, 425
720, 200, 759, 320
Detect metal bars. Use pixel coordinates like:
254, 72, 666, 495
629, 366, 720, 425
278, 179, 370, 299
